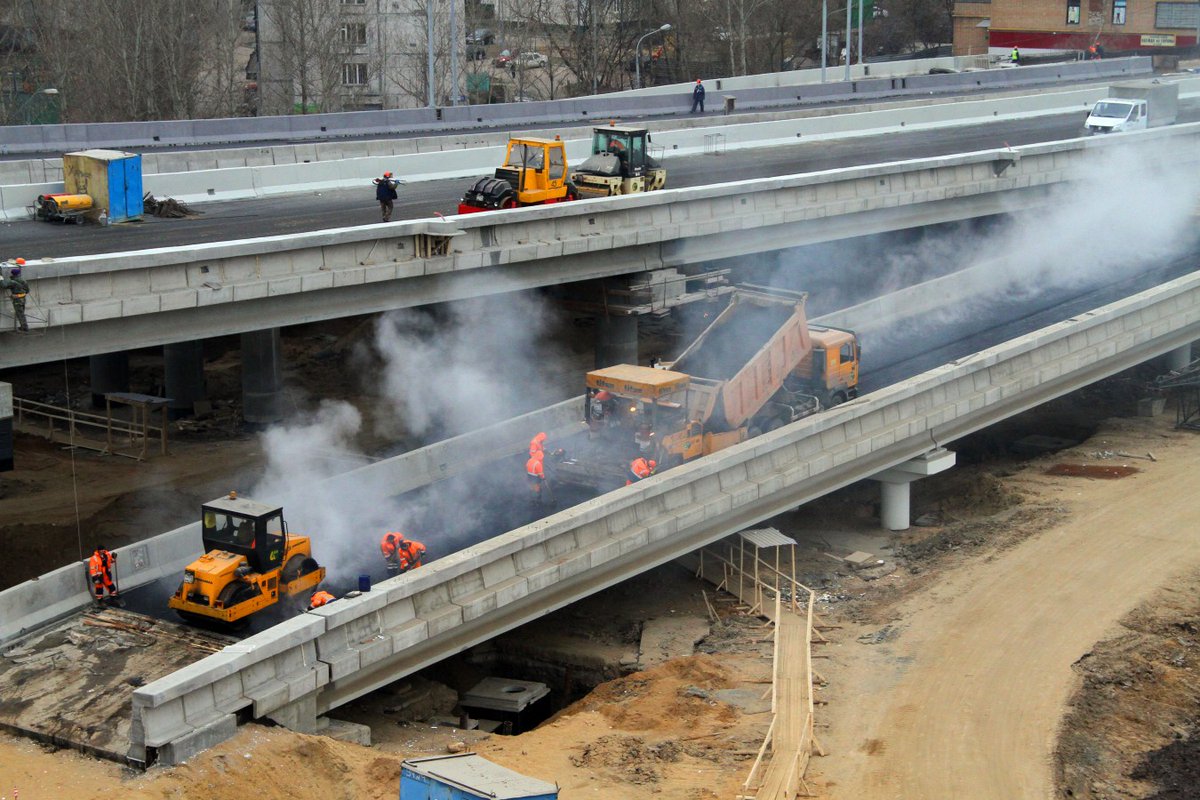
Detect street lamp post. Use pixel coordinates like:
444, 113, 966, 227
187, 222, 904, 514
634, 23, 671, 90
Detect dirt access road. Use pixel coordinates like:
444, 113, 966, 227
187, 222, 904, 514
812, 414, 1200, 799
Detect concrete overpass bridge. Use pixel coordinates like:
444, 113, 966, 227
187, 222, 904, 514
4, 124, 1197, 375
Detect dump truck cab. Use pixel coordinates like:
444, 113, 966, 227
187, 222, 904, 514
796, 325, 861, 406
571, 124, 667, 198
458, 137, 575, 213
168, 492, 325, 626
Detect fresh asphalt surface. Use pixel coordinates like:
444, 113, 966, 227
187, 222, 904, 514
13, 107, 1200, 260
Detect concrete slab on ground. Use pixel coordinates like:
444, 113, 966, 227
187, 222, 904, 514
638, 615, 711, 668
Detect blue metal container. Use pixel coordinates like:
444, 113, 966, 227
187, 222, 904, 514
358, 573, 371, 592
62, 149, 144, 223
400, 753, 558, 799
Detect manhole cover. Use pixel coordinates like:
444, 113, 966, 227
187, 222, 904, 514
1045, 464, 1139, 479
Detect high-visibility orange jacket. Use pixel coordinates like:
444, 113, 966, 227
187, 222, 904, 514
88, 549, 115, 580
630, 457, 657, 481
398, 539, 426, 569
381, 532, 405, 559
526, 454, 545, 479
309, 590, 335, 608
529, 432, 547, 457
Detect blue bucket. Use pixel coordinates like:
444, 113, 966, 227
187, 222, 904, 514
358, 574, 371, 592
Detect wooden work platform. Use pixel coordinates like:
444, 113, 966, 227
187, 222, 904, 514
0, 608, 233, 764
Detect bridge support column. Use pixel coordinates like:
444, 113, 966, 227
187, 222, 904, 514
164, 341, 206, 418
595, 314, 638, 368
88, 351, 129, 408
241, 328, 284, 426
871, 448, 956, 531
1165, 343, 1193, 372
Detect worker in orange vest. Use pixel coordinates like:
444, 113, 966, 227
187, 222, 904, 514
529, 431, 548, 458
526, 451, 556, 507
309, 590, 336, 609
627, 457, 657, 485
87, 546, 121, 607
397, 537, 427, 571
381, 531, 407, 574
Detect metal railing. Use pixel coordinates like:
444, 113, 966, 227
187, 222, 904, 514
13, 397, 167, 460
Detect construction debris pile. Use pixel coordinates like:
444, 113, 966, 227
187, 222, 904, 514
143, 193, 200, 218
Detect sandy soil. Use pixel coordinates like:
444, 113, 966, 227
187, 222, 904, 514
1, 369, 1196, 798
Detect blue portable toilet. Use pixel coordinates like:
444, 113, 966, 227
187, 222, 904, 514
62, 149, 144, 223
400, 753, 558, 800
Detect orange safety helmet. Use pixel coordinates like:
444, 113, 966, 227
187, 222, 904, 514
595, 391, 611, 401
13, 258, 25, 266
383, 171, 393, 178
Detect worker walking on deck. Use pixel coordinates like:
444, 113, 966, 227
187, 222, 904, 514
374, 172, 401, 222
88, 546, 121, 607
397, 537, 426, 571
381, 531, 407, 574
2, 259, 30, 332
309, 589, 336, 609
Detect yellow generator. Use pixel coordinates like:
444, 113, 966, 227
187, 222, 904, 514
169, 492, 325, 627
34, 193, 93, 224
570, 124, 667, 198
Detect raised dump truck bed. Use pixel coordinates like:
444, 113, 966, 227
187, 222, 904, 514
0, 607, 234, 765
667, 286, 812, 430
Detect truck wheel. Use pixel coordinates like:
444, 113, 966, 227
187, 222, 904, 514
747, 425, 763, 439
828, 391, 848, 407
767, 418, 785, 432
501, 194, 518, 209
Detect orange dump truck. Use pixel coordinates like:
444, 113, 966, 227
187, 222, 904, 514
559, 287, 860, 487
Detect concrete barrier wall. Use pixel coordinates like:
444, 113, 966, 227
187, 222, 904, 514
130, 267, 1200, 765
0, 521, 201, 644
0, 58, 1150, 161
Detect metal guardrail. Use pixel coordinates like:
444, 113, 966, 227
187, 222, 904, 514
13, 396, 167, 460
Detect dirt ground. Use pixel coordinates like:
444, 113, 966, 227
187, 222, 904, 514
2, 357, 1199, 797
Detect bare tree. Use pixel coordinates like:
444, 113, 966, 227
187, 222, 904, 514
14, 0, 244, 122
260, 0, 347, 113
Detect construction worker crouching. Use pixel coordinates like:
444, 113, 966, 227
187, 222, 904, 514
381, 531, 407, 574
397, 536, 426, 571
309, 589, 336, 610
2, 258, 30, 332
627, 457, 657, 485
87, 546, 121, 607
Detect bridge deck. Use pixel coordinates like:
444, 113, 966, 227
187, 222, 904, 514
0, 607, 233, 764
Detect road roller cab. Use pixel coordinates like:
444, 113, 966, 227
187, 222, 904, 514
168, 492, 325, 626
457, 136, 575, 213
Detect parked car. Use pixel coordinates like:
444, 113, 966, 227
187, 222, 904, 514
467, 28, 495, 45
516, 51, 548, 68
493, 49, 514, 67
